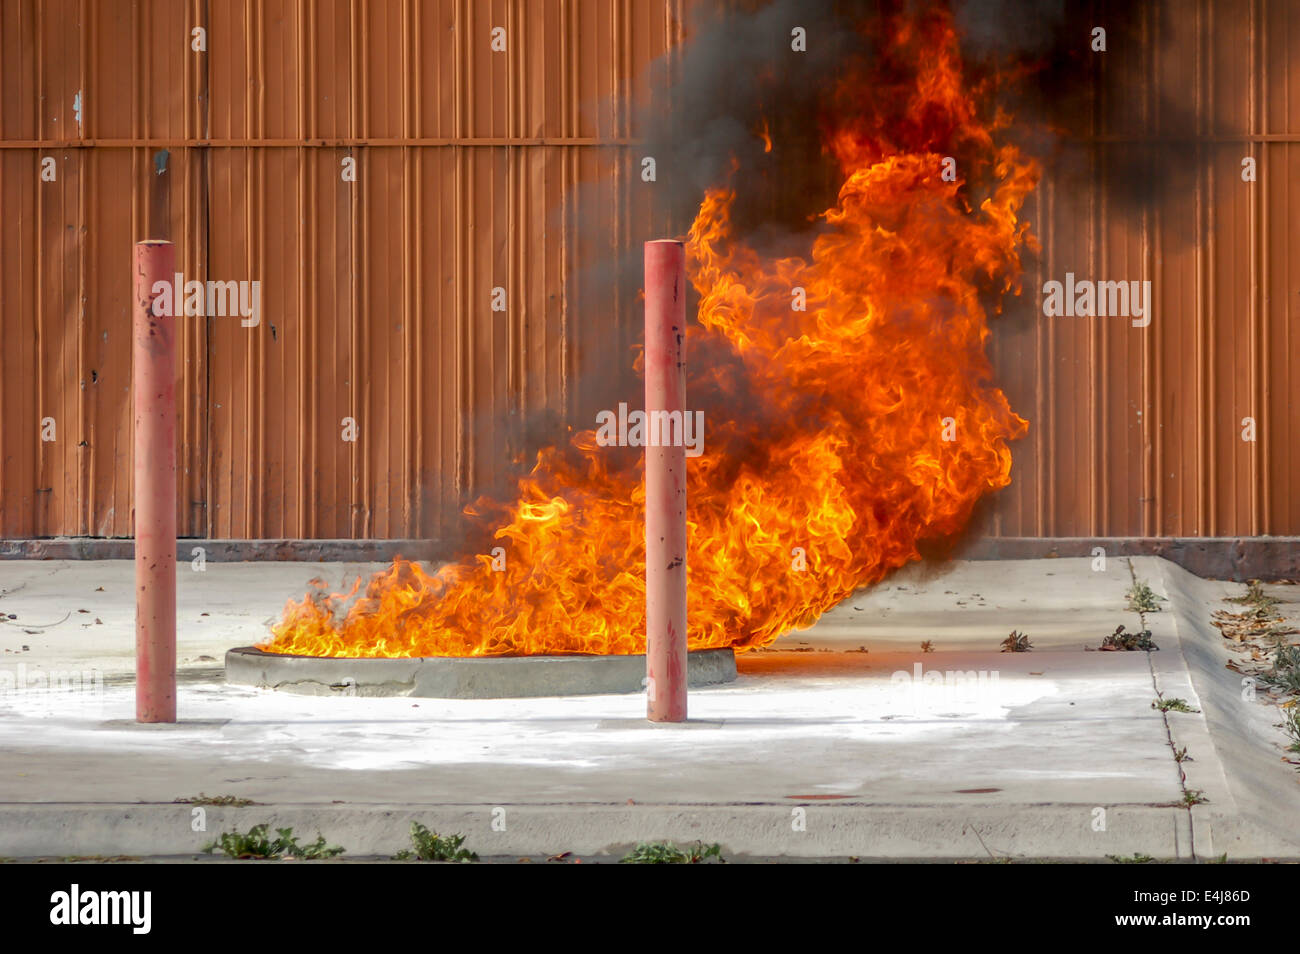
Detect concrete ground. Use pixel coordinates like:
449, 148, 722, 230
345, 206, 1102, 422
0, 555, 1297, 861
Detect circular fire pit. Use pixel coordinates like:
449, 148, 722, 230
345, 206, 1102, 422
225, 646, 736, 699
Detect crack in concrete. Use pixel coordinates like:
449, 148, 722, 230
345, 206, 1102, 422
1129, 556, 1199, 861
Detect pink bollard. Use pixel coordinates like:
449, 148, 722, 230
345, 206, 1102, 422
133, 241, 177, 723
644, 240, 688, 723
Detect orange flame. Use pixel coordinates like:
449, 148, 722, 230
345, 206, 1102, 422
263, 7, 1037, 659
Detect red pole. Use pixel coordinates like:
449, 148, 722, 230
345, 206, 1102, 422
644, 239, 688, 723
133, 241, 177, 723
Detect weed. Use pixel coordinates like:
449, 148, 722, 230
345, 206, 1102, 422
1205, 853, 1229, 864
1263, 666, 1300, 694
620, 841, 724, 864
1225, 580, 1279, 612
202, 824, 344, 860
1100, 625, 1158, 652
1181, 789, 1208, 806
1172, 746, 1191, 763
1000, 630, 1032, 653
1152, 698, 1200, 713
393, 822, 478, 862
1126, 580, 1164, 614
1267, 630, 1297, 653
174, 793, 256, 807
1280, 708, 1300, 754
1107, 853, 1156, 864
1269, 644, 1300, 673
1256, 643, 1300, 692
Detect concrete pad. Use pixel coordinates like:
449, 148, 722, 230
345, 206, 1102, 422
224, 645, 737, 698
789, 557, 1146, 652
0, 559, 392, 674
0, 556, 1295, 860
0, 650, 1190, 859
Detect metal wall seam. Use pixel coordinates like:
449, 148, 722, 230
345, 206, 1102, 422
1144, 0, 1158, 538
1195, 0, 1209, 536
1253, 0, 1269, 534
33, 0, 45, 536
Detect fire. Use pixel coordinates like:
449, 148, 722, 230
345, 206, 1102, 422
263, 6, 1037, 659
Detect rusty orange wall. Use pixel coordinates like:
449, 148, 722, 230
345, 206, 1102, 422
0, 0, 1296, 541
0, 0, 685, 540
985, 0, 1300, 539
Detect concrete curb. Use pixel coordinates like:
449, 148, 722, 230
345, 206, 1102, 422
225, 646, 737, 698
0, 802, 1226, 861
960, 537, 1300, 581
1134, 556, 1300, 859
0, 538, 446, 562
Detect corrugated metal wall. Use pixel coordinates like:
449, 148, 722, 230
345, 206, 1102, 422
0, 0, 1296, 541
987, 0, 1300, 538
0, 0, 685, 540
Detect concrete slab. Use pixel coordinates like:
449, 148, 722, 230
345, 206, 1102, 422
0, 560, 392, 674
224, 645, 737, 698
0, 556, 1295, 860
791, 557, 1147, 652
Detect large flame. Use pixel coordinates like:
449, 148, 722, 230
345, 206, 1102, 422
263, 6, 1037, 659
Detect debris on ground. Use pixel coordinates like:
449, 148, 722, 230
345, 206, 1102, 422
1000, 630, 1031, 653
1213, 580, 1300, 768
1099, 625, 1158, 652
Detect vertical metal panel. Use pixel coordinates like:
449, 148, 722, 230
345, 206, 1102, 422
1, 0, 1299, 542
